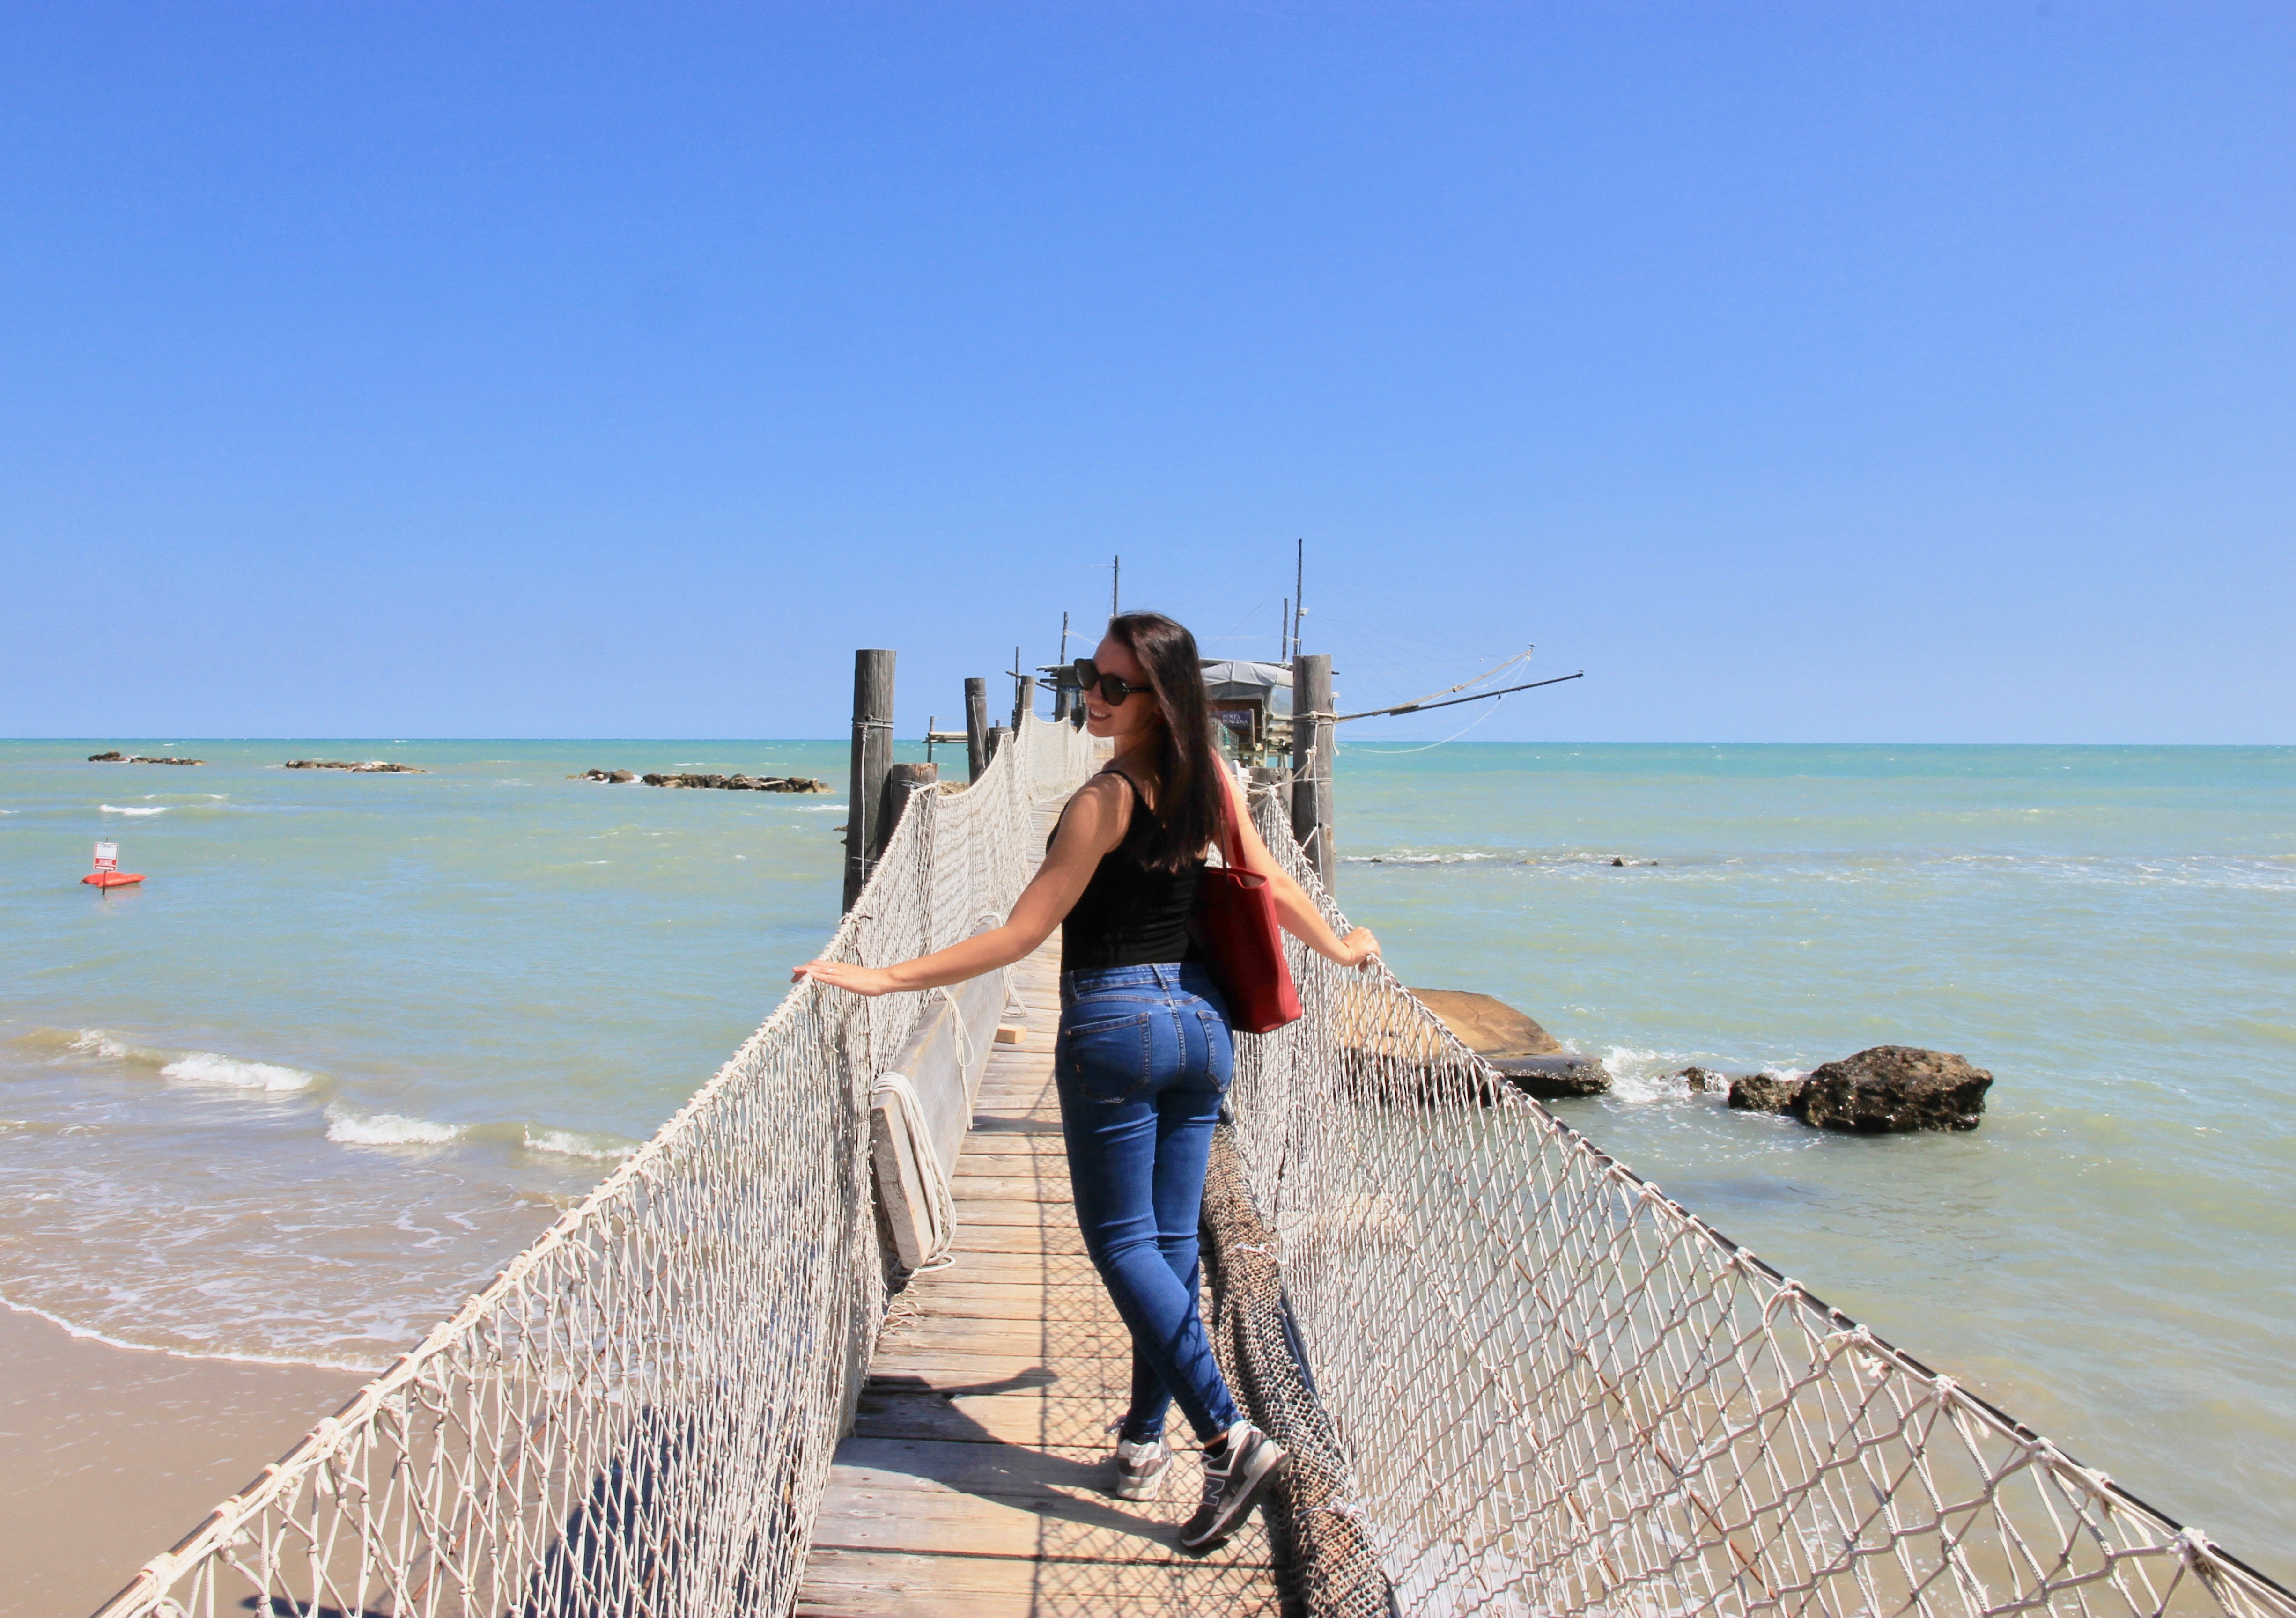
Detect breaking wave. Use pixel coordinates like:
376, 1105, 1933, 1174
325, 1104, 464, 1146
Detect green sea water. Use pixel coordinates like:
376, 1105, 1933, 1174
3, 739, 2291, 1573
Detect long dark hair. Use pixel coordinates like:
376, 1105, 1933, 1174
1107, 610, 1225, 871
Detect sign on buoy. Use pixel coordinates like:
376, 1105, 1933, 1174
83, 841, 145, 889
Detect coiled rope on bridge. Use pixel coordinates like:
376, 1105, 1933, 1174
93, 717, 2291, 1618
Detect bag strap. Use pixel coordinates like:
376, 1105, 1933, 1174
1215, 771, 1247, 869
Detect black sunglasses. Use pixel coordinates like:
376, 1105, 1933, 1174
1071, 659, 1151, 705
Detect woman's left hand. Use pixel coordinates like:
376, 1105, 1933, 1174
1340, 927, 1381, 970
792, 959, 899, 996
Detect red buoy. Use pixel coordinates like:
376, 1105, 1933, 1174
83, 841, 144, 888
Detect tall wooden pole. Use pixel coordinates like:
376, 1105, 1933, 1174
964, 677, 990, 783
1292, 537, 1305, 663
843, 649, 896, 912
1291, 652, 1335, 893
1011, 646, 1030, 730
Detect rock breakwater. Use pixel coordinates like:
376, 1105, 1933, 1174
571, 769, 830, 793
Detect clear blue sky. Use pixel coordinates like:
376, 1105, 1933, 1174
4, 3, 2289, 743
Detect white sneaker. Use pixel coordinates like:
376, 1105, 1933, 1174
1114, 1434, 1170, 1500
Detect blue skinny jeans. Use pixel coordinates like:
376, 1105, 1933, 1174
1054, 961, 1241, 1446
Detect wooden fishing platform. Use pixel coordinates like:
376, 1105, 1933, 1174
796, 934, 1284, 1616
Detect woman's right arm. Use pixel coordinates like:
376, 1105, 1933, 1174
793, 774, 1130, 995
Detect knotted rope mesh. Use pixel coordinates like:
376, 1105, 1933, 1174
1220, 780, 2295, 1618
92, 728, 2289, 1618
92, 718, 1096, 1618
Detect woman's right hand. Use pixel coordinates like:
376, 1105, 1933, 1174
792, 960, 899, 996
1339, 927, 1381, 970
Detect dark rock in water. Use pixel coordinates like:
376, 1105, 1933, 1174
88, 751, 126, 761
1610, 856, 1626, 867
1795, 1045, 1992, 1133
284, 759, 426, 773
1728, 1072, 1807, 1113
632, 771, 833, 793
1677, 1065, 1723, 1092
1493, 1053, 1610, 1099
91, 751, 206, 765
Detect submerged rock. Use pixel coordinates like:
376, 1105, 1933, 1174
1796, 1046, 1992, 1133
284, 759, 427, 773
1677, 1065, 1723, 1092
1728, 1072, 1806, 1113
1405, 989, 1610, 1099
90, 752, 205, 765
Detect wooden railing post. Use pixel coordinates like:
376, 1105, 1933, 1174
964, 677, 990, 782
881, 761, 938, 862
844, 649, 896, 912
1291, 653, 1335, 892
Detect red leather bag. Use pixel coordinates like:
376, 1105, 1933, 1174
1193, 789, 1304, 1034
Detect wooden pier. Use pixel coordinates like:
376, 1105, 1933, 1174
796, 928, 1284, 1617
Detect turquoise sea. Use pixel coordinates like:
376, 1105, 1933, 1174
3, 740, 2291, 1574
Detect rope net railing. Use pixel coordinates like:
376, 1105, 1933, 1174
91, 715, 1099, 1618
91, 721, 2290, 1618
1222, 781, 2296, 1618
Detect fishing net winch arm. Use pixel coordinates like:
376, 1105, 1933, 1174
1310, 668, 1584, 724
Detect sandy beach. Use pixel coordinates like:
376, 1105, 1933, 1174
0, 1306, 363, 1617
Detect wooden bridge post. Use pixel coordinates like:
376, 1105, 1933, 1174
1292, 652, 1335, 891
964, 678, 990, 782
843, 649, 896, 912
880, 762, 938, 862
988, 723, 1012, 761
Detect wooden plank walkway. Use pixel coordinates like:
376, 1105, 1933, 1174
797, 905, 1284, 1615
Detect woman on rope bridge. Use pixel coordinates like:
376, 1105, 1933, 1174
794, 610, 1381, 1555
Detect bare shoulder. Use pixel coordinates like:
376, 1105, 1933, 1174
1051, 772, 1132, 852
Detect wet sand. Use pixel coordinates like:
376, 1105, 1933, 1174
0, 1306, 365, 1618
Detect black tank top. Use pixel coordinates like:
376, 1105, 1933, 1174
1055, 770, 1206, 974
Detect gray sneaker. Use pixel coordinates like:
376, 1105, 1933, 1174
1177, 1422, 1286, 1554
1113, 1434, 1170, 1500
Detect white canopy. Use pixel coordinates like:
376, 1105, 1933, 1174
1200, 660, 1292, 713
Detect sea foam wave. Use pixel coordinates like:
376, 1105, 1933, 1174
521, 1126, 638, 1163
325, 1104, 464, 1146
99, 804, 168, 816
44, 1029, 323, 1093
1598, 1045, 1807, 1106
163, 1052, 321, 1092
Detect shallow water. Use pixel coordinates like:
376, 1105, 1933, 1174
3, 739, 2290, 1573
